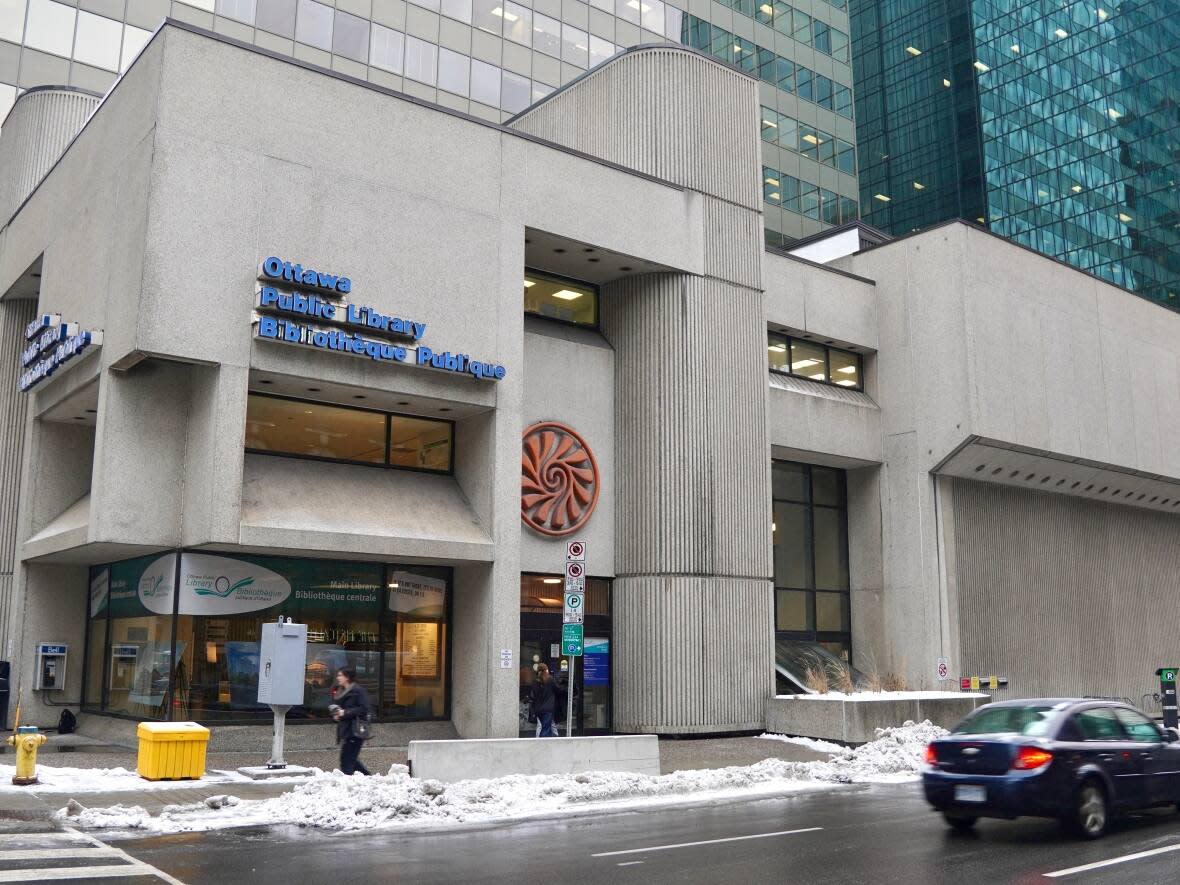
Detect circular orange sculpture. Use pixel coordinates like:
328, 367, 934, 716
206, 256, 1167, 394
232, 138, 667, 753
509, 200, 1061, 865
521, 421, 600, 536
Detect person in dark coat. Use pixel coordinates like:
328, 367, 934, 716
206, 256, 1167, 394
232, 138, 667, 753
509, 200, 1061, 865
330, 667, 373, 775
530, 663, 559, 737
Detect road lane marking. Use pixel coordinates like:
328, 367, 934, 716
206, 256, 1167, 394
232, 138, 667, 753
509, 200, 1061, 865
617, 861, 645, 867
592, 827, 823, 857
1044, 843, 1180, 878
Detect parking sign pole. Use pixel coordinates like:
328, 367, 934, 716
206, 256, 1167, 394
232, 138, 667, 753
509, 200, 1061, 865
564, 541, 586, 739
566, 655, 576, 738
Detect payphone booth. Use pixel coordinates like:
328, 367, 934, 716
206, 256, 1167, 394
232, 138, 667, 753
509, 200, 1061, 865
33, 643, 68, 691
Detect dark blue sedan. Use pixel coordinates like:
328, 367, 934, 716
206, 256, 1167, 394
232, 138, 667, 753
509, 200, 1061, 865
923, 699, 1180, 838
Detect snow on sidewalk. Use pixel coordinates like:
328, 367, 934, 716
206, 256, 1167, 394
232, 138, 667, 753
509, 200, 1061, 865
57, 721, 945, 834
0, 763, 318, 794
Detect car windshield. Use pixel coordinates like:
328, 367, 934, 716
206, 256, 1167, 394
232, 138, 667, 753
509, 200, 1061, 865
953, 705, 1057, 736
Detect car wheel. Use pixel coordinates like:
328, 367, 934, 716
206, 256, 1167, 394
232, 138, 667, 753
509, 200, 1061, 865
1066, 780, 1108, 840
943, 812, 977, 831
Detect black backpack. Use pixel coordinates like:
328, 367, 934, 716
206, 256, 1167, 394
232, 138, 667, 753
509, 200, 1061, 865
57, 709, 77, 735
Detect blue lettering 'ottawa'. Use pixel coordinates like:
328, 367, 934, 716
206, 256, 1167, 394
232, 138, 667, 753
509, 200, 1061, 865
260, 256, 352, 294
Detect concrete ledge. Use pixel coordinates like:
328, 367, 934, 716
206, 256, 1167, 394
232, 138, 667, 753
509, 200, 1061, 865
766, 693, 989, 744
408, 735, 660, 782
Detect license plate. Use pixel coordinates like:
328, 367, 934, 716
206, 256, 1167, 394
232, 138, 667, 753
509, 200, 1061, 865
955, 785, 986, 803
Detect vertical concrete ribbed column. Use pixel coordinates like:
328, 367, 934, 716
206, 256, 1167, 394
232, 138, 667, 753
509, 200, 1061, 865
0, 87, 100, 225
513, 47, 774, 732
0, 300, 37, 653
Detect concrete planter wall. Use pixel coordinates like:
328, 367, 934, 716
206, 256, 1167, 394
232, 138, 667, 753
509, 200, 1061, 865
766, 693, 989, 744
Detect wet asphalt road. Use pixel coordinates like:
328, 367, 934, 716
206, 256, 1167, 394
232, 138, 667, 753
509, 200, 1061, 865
103, 783, 1180, 884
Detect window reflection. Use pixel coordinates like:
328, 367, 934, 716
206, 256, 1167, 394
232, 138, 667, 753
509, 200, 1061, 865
790, 339, 827, 382
24, 0, 75, 58
247, 395, 385, 462
767, 332, 864, 391
524, 271, 598, 326
388, 415, 453, 471
295, 0, 332, 50
0, 0, 26, 44
73, 11, 121, 72
773, 460, 851, 651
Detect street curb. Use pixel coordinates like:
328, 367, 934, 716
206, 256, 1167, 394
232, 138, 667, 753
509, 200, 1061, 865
62, 780, 877, 839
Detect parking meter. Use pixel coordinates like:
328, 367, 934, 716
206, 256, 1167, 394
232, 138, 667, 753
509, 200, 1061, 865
1156, 668, 1178, 730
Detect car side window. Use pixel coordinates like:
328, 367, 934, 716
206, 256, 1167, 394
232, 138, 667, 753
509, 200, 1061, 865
1074, 707, 1125, 741
1115, 709, 1162, 743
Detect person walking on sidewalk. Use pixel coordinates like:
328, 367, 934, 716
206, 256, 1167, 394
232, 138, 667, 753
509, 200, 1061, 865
330, 667, 373, 775
530, 663, 559, 737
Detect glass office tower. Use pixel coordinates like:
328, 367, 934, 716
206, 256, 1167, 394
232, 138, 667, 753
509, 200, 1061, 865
0, 0, 859, 243
852, 0, 1179, 307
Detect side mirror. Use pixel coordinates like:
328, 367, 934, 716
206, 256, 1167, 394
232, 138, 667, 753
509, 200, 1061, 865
1163, 727, 1180, 743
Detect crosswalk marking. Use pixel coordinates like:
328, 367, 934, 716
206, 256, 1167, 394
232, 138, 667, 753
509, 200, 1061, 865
0, 847, 121, 861
0, 833, 86, 844
0, 827, 185, 884
0, 864, 159, 881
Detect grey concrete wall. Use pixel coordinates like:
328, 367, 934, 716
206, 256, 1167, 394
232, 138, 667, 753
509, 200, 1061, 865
0, 88, 99, 228
950, 477, 1180, 702
0, 300, 36, 658
841, 222, 1180, 688
763, 251, 878, 352
512, 46, 774, 732
520, 323, 614, 578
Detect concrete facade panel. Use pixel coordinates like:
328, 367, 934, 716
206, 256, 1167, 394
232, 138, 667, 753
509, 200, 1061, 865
951, 477, 1180, 701
520, 326, 614, 578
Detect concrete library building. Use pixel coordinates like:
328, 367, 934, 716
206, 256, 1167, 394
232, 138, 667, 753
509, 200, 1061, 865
1, 22, 1179, 741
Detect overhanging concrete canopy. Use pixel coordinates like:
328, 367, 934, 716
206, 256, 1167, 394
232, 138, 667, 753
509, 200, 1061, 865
935, 437, 1180, 515
239, 454, 494, 562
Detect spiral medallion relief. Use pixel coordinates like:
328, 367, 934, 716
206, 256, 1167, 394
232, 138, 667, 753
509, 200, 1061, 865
521, 421, 600, 536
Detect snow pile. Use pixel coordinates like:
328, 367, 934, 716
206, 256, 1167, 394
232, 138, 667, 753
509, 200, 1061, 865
0, 763, 319, 794
756, 734, 847, 754
60, 722, 945, 834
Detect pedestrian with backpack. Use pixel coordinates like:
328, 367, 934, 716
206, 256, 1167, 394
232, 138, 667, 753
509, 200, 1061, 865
330, 667, 373, 775
530, 663, 559, 737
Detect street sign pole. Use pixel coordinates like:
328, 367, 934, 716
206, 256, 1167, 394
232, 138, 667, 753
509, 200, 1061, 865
564, 541, 586, 739
566, 655, 575, 737
1157, 668, 1178, 730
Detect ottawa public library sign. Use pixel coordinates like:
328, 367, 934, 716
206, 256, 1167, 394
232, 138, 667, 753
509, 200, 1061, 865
252, 256, 507, 382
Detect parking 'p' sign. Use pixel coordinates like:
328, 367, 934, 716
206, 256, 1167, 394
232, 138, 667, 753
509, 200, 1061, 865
566, 540, 586, 561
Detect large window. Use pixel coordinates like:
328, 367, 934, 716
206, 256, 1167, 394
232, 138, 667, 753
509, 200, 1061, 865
772, 461, 851, 659
245, 393, 453, 473
767, 331, 863, 391
524, 271, 598, 328
83, 553, 451, 723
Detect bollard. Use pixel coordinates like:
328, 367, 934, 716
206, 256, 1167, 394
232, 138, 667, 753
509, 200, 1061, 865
6, 725, 47, 785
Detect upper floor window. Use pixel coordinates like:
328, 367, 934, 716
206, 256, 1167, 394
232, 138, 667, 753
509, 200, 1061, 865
524, 271, 598, 328
245, 393, 453, 473
768, 332, 863, 390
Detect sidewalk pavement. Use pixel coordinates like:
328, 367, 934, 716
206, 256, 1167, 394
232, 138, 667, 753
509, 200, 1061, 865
0, 736, 828, 821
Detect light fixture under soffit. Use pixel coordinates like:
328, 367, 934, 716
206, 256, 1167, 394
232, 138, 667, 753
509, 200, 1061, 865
523, 279, 536, 287
542, 577, 562, 584
768, 343, 787, 352
537, 597, 563, 606
551, 289, 584, 301
874, 193, 891, 202
905, 46, 921, 56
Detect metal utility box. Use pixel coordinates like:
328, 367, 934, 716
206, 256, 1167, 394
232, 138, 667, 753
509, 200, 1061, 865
33, 643, 67, 690
137, 722, 210, 781
258, 620, 307, 706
